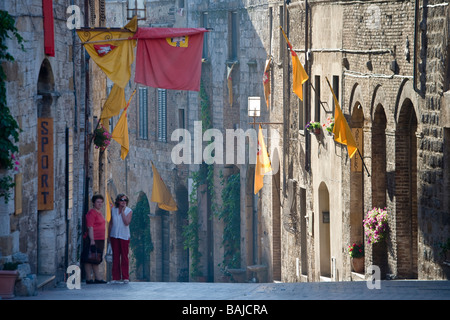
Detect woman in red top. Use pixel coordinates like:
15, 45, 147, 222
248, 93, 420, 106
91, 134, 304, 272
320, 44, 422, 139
82, 194, 107, 284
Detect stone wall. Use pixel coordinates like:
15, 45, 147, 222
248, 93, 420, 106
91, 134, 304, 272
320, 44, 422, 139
278, 0, 449, 281
0, 0, 87, 292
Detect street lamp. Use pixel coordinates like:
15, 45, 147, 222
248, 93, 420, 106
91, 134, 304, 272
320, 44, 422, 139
127, 0, 146, 20
248, 97, 260, 129
248, 96, 283, 127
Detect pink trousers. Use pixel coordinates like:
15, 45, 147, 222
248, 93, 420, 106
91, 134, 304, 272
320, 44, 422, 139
110, 237, 130, 281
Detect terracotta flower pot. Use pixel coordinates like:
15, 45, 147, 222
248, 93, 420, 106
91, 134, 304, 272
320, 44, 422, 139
0, 270, 18, 299
351, 257, 365, 274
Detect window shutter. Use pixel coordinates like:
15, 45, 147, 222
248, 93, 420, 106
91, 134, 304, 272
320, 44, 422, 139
139, 87, 148, 139
158, 89, 167, 142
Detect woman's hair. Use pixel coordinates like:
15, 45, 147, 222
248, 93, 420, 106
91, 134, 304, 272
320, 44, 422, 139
114, 194, 129, 208
92, 194, 104, 204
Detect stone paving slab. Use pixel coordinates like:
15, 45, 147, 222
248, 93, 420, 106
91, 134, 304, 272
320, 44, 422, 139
11, 280, 450, 300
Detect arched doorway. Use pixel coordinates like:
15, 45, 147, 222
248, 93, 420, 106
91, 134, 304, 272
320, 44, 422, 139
37, 59, 54, 118
36, 58, 55, 276
395, 98, 418, 279
129, 192, 152, 280
371, 103, 388, 277
175, 185, 189, 282
350, 102, 364, 247
319, 182, 330, 278
271, 150, 281, 282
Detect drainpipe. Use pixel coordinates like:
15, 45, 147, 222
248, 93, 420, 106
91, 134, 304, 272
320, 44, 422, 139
413, 0, 419, 93
82, 0, 90, 241
305, 0, 310, 172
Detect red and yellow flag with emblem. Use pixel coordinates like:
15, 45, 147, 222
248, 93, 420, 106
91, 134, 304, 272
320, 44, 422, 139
76, 17, 137, 88
133, 28, 208, 91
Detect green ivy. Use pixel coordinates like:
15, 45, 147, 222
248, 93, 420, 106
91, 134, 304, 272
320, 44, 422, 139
0, 11, 24, 202
182, 81, 216, 279
130, 194, 153, 280
182, 166, 203, 278
216, 171, 241, 273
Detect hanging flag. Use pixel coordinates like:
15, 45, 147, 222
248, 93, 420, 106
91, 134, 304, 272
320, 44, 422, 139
111, 109, 129, 160
109, 90, 136, 160
280, 27, 308, 101
151, 162, 178, 211
263, 58, 271, 109
76, 17, 137, 88
105, 191, 112, 223
133, 27, 208, 91
43, 0, 55, 56
227, 63, 236, 107
100, 84, 126, 120
325, 77, 358, 158
254, 125, 272, 194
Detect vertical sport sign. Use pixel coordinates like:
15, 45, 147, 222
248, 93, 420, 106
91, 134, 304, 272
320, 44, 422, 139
38, 118, 54, 210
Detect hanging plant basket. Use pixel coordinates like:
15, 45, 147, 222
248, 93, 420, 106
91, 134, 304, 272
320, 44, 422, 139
93, 124, 112, 151
363, 207, 388, 244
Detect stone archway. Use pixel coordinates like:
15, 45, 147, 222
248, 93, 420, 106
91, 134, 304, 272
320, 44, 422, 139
395, 98, 418, 279
350, 101, 364, 247
175, 185, 189, 282
129, 192, 152, 281
36, 58, 56, 276
319, 182, 330, 278
371, 103, 389, 278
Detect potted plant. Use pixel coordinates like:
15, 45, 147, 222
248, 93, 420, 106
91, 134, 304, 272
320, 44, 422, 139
93, 124, 112, 151
322, 117, 334, 135
305, 121, 321, 135
0, 262, 19, 299
348, 242, 364, 273
363, 207, 388, 244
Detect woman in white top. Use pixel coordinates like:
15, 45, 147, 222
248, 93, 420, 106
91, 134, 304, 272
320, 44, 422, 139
109, 194, 133, 283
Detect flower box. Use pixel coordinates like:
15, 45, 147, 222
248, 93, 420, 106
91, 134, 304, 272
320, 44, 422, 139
306, 121, 321, 135
0, 270, 18, 299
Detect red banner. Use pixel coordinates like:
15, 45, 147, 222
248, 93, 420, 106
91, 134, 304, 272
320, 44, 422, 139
42, 0, 55, 56
134, 28, 207, 91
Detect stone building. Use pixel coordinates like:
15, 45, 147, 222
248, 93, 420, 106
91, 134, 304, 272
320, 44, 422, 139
0, 0, 90, 295
101, 0, 273, 282
103, 0, 191, 282
7, 0, 442, 289
277, 0, 450, 282
103, 0, 449, 283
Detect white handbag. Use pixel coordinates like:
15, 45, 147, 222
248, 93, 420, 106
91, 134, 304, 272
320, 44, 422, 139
105, 243, 113, 263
